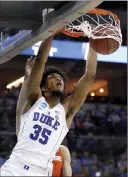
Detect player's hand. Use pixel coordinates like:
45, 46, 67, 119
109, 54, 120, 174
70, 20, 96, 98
25, 56, 36, 77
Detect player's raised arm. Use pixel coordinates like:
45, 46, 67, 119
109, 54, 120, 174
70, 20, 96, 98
26, 35, 54, 102
16, 57, 35, 135
65, 43, 97, 127
60, 146, 72, 176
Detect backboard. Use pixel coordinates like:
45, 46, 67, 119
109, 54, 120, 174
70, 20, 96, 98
0, 1, 103, 64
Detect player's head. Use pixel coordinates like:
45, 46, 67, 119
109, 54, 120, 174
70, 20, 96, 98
40, 66, 66, 99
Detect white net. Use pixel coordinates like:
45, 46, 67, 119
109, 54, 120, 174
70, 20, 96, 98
64, 12, 122, 46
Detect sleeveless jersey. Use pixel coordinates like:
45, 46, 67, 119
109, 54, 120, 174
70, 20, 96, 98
52, 148, 64, 177
11, 96, 69, 169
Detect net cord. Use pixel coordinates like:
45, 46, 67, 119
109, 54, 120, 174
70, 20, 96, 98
62, 11, 122, 46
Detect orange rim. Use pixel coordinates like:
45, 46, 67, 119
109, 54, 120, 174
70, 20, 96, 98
60, 8, 120, 38
61, 28, 85, 38
88, 8, 120, 23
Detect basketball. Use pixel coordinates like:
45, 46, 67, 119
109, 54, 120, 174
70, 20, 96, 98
90, 26, 120, 55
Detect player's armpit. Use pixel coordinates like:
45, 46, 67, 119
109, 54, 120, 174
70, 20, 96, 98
23, 88, 42, 114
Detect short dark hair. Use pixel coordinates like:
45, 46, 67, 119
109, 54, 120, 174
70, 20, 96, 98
40, 66, 66, 88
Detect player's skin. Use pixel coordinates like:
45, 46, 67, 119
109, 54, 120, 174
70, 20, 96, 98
57, 145, 72, 177
16, 57, 72, 177
16, 35, 97, 133
16, 56, 36, 135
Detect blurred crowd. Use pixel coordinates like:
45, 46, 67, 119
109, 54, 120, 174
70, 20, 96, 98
71, 148, 127, 177
67, 134, 127, 177
71, 102, 127, 137
0, 86, 20, 132
0, 86, 127, 177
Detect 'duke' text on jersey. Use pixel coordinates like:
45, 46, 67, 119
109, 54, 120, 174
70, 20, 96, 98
33, 112, 60, 130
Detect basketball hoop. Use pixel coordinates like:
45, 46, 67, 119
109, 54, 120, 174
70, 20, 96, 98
60, 8, 122, 46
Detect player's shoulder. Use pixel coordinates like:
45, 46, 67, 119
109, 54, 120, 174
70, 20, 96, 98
60, 145, 67, 149
60, 145, 71, 161
60, 145, 69, 153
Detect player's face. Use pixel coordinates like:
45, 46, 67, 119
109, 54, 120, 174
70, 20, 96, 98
46, 73, 64, 93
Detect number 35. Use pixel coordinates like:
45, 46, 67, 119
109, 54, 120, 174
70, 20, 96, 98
30, 124, 52, 145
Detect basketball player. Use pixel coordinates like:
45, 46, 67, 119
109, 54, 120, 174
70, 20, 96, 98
20, 57, 72, 176
16, 56, 72, 176
0, 34, 97, 176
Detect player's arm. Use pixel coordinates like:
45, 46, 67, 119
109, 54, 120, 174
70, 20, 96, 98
64, 43, 97, 128
16, 57, 36, 135
26, 36, 54, 103
60, 145, 72, 176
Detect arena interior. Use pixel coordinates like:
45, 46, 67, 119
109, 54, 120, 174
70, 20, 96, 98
0, 1, 127, 177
